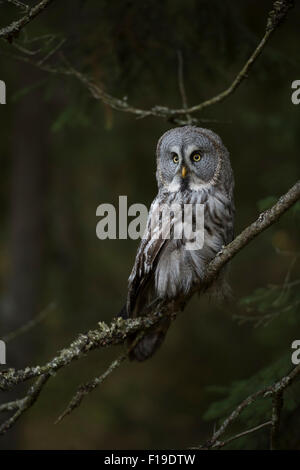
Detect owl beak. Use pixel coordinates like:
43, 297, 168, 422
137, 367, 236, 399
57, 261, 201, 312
181, 166, 187, 178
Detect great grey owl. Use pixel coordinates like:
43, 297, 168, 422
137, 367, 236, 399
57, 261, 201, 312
122, 126, 235, 361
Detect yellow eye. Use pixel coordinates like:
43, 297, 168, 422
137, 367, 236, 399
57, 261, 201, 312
192, 153, 201, 162
173, 155, 179, 163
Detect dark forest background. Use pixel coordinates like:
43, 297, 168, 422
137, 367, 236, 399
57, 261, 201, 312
0, 0, 299, 450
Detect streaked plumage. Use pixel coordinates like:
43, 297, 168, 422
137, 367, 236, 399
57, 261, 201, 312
123, 126, 235, 360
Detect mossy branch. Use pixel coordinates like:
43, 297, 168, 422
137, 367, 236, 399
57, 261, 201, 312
0, 180, 299, 437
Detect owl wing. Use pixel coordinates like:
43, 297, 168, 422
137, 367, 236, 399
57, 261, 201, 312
126, 197, 168, 316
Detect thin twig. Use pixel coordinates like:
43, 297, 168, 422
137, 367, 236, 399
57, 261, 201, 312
0, 180, 297, 439
0, 398, 23, 413
0, 373, 49, 435
55, 352, 127, 424
37, 37, 65, 66
196, 363, 300, 449
203, 421, 272, 449
0, 181, 299, 395
2, 1, 294, 124
55, 332, 146, 423
0, 0, 296, 446
1, 302, 56, 343
0, 185, 298, 438
5, 0, 29, 11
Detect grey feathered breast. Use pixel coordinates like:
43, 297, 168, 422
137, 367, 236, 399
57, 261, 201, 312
125, 125, 234, 360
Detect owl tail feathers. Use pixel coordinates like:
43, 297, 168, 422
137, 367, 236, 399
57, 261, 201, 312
118, 305, 171, 361
128, 318, 171, 361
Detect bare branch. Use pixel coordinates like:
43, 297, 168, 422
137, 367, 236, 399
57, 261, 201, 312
0, 181, 298, 394
55, 352, 127, 424
37, 36, 65, 66
0, 0, 56, 41
5, 0, 29, 11
198, 421, 272, 450
1, 302, 56, 343
0, 374, 49, 435
197, 363, 300, 449
199, 387, 272, 449
46, 0, 291, 125
0, 180, 298, 439
167, 0, 294, 118
0, 398, 23, 413
3, 1, 294, 124
0, 314, 167, 392
0, 0, 296, 447
55, 331, 145, 423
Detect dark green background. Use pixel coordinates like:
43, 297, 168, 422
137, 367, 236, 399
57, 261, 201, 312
0, 0, 299, 450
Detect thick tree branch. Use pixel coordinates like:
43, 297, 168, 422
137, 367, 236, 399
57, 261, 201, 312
1, 180, 299, 392
0, 0, 296, 449
0, 179, 299, 435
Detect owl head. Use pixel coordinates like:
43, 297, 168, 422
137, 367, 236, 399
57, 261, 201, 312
156, 126, 232, 193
